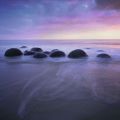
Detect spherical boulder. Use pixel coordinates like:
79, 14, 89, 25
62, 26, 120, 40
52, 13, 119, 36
33, 52, 47, 58
51, 49, 59, 52
68, 49, 88, 58
20, 46, 27, 48
4, 48, 23, 57
85, 48, 91, 49
31, 47, 42, 52
97, 53, 111, 58
43, 51, 51, 55
24, 50, 34, 55
97, 50, 104, 52
50, 51, 65, 58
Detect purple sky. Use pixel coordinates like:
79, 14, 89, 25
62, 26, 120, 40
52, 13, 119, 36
0, 0, 120, 40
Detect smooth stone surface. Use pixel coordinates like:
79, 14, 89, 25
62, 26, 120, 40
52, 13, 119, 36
33, 52, 47, 58
85, 48, 91, 49
50, 51, 66, 58
24, 50, 34, 56
31, 47, 42, 52
97, 50, 104, 52
20, 46, 27, 48
51, 49, 59, 52
43, 51, 51, 55
4, 48, 23, 57
97, 53, 111, 58
68, 49, 88, 59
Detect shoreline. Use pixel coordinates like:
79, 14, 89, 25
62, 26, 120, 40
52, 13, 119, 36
0, 40, 120, 120
0, 60, 120, 120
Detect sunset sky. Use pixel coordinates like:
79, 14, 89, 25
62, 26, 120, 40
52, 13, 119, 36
0, 0, 120, 40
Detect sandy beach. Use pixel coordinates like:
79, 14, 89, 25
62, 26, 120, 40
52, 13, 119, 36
0, 40, 120, 120
0, 58, 120, 120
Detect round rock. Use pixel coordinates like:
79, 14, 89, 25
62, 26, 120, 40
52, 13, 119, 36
43, 51, 51, 55
20, 46, 27, 48
50, 51, 65, 58
24, 50, 34, 56
68, 49, 88, 58
51, 49, 59, 52
97, 50, 104, 52
97, 53, 111, 58
4, 48, 23, 57
31, 47, 42, 52
85, 48, 91, 49
33, 52, 47, 58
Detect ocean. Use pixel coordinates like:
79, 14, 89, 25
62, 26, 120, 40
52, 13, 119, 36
0, 39, 120, 62
0, 39, 120, 120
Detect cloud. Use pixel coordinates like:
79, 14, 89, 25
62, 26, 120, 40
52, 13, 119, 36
96, 0, 120, 9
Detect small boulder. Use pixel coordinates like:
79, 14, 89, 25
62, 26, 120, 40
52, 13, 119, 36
31, 47, 42, 52
24, 50, 34, 55
51, 49, 59, 52
97, 53, 111, 58
20, 46, 27, 48
68, 49, 88, 58
50, 51, 65, 58
97, 50, 104, 52
33, 52, 47, 58
4, 48, 23, 57
85, 48, 91, 49
43, 51, 51, 55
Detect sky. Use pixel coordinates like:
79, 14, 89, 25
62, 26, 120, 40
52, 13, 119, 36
0, 0, 120, 40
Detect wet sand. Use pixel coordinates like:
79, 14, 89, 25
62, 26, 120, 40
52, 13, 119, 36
0, 59, 120, 120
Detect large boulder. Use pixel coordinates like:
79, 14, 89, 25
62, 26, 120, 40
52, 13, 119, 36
33, 52, 47, 58
24, 50, 34, 56
97, 53, 111, 58
4, 48, 23, 57
31, 47, 42, 52
50, 51, 65, 58
68, 49, 88, 58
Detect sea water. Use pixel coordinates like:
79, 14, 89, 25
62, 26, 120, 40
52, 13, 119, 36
0, 39, 120, 63
0, 39, 120, 120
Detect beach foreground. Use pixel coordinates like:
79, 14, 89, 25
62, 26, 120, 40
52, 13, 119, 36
0, 40, 120, 120
0, 59, 120, 120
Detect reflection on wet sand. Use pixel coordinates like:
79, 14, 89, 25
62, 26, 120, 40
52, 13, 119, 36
0, 61, 118, 120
